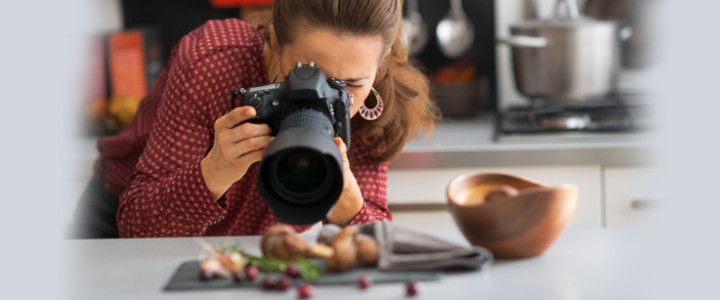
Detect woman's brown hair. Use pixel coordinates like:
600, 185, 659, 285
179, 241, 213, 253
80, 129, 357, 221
268, 0, 440, 162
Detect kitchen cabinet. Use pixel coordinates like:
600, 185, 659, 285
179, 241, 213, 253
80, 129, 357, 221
388, 166, 603, 228
66, 137, 106, 232
603, 167, 658, 227
386, 114, 652, 230
388, 166, 660, 230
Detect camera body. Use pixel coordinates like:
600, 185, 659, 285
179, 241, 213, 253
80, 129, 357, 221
231, 63, 352, 225
235, 63, 351, 149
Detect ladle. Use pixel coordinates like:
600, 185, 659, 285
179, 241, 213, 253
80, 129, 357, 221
402, 0, 428, 55
436, 0, 475, 59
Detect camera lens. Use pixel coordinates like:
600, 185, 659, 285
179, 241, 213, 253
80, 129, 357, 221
256, 108, 345, 224
272, 149, 332, 202
257, 124, 344, 224
250, 63, 350, 225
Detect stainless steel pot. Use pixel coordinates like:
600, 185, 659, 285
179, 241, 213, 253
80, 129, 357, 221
585, 0, 656, 69
497, 0, 629, 101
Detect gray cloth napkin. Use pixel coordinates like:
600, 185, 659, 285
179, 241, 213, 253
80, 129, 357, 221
317, 220, 493, 272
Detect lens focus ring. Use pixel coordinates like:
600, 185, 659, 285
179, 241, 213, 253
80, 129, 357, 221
278, 108, 334, 137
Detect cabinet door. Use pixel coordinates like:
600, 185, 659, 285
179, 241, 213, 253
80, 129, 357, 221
67, 137, 100, 230
388, 166, 603, 228
604, 167, 658, 227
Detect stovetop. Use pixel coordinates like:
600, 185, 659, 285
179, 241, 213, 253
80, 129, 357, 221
495, 94, 650, 141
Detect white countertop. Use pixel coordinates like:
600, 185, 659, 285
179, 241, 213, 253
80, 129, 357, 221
64, 228, 670, 300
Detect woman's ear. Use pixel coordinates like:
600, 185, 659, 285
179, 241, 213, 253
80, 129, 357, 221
268, 25, 280, 54
263, 24, 283, 81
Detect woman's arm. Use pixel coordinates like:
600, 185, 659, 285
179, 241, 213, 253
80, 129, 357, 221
116, 55, 224, 237
326, 138, 365, 225
346, 161, 392, 225
327, 138, 392, 226
115, 44, 269, 237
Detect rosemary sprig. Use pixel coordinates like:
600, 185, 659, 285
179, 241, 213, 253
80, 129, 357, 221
217, 243, 321, 281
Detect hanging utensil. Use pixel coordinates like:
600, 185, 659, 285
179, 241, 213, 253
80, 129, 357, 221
523, 0, 541, 20
402, 0, 428, 55
436, 0, 475, 59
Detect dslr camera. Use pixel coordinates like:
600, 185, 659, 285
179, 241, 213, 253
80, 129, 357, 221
231, 62, 351, 225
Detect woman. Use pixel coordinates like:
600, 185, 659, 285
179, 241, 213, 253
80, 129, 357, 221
73, 0, 438, 238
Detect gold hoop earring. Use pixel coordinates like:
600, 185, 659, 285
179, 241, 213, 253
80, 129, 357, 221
359, 87, 384, 121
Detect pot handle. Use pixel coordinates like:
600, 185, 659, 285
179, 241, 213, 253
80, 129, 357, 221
496, 36, 548, 48
554, 0, 580, 20
619, 26, 633, 42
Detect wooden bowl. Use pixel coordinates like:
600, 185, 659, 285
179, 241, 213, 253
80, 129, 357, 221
446, 172, 578, 259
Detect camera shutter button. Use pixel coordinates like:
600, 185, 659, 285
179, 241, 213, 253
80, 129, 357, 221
250, 97, 261, 107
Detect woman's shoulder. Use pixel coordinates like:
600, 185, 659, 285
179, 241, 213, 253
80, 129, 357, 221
348, 119, 387, 167
173, 18, 265, 68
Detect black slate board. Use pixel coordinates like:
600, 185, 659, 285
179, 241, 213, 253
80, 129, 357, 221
164, 260, 441, 291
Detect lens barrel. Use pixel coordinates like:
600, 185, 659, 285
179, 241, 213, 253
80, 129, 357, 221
256, 108, 344, 224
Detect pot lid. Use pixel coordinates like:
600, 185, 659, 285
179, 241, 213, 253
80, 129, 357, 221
511, 0, 616, 29
511, 17, 616, 29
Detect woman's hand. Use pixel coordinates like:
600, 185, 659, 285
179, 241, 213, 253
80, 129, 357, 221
326, 137, 364, 225
201, 107, 272, 200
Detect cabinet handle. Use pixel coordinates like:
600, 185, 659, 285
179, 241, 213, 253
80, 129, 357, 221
630, 199, 655, 210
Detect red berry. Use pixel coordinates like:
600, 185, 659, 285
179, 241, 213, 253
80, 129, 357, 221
284, 263, 301, 279
297, 283, 314, 299
276, 276, 293, 291
406, 280, 422, 297
358, 275, 373, 289
245, 266, 259, 281
199, 271, 215, 281
261, 276, 276, 290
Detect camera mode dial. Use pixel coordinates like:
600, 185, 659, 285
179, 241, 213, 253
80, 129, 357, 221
327, 77, 346, 90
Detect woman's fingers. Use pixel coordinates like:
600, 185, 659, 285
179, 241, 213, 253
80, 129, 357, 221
214, 106, 257, 130
333, 137, 350, 171
208, 106, 274, 171
203, 107, 274, 198
216, 122, 271, 146
225, 135, 273, 160
236, 148, 266, 167
216, 122, 272, 162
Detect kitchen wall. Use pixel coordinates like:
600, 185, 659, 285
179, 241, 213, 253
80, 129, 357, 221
88, 0, 123, 33
66, 0, 124, 230
2, 0, 125, 297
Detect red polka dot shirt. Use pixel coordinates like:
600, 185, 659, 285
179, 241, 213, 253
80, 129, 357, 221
95, 19, 392, 238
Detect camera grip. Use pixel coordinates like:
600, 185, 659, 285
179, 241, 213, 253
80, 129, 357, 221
333, 100, 351, 149
237, 88, 283, 134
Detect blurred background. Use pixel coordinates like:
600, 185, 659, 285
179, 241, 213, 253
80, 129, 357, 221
2, 0, 718, 298
70, 0, 665, 233
79, 0, 662, 132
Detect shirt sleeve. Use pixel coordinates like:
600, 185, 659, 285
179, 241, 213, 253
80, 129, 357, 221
346, 157, 393, 226
116, 46, 229, 238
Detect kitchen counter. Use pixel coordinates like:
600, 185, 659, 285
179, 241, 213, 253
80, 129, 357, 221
69, 114, 656, 230
64, 228, 664, 299
74, 113, 654, 172
391, 113, 655, 169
